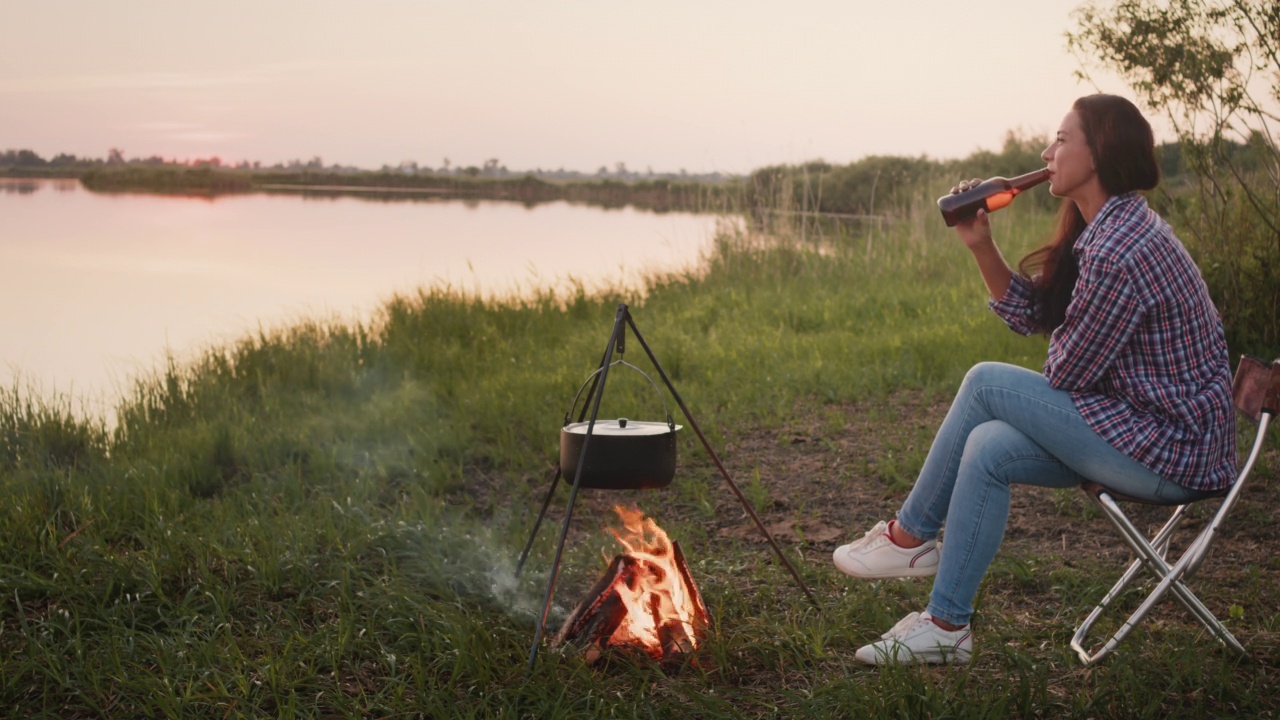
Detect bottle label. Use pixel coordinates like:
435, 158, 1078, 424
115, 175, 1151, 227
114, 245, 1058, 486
984, 191, 1017, 212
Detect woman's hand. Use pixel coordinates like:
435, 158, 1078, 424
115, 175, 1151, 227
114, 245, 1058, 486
950, 178, 994, 250
949, 178, 1013, 301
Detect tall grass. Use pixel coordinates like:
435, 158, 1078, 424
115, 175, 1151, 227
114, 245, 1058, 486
2, 195, 1275, 718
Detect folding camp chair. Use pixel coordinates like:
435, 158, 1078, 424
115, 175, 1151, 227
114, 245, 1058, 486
1071, 354, 1279, 666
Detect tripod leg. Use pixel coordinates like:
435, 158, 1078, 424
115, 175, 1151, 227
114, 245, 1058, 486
515, 466, 562, 578
527, 304, 627, 671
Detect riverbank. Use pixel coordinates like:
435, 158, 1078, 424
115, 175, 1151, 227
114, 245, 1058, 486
3, 200, 1276, 717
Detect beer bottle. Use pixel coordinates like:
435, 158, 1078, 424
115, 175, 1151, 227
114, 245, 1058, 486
937, 168, 1051, 227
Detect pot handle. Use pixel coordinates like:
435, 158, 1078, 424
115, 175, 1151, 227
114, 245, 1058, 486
563, 360, 676, 431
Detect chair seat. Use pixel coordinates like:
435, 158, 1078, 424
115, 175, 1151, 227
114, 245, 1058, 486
1080, 480, 1229, 506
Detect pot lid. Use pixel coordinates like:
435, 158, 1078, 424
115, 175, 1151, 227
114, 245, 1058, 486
562, 418, 681, 436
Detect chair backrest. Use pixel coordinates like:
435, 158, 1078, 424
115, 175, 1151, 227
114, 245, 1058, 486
1232, 355, 1280, 422
1185, 355, 1280, 574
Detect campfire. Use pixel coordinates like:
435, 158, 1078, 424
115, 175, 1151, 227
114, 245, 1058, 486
553, 506, 710, 665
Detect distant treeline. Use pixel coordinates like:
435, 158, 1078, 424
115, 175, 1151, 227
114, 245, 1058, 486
0, 135, 1261, 218
0, 149, 737, 212
65, 167, 735, 213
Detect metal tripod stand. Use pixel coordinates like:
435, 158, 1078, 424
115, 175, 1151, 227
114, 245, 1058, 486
517, 303, 820, 669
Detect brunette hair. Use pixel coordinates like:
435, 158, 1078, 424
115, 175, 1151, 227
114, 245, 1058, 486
1018, 94, 1160, 333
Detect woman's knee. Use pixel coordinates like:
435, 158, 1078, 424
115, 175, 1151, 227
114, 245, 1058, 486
962, 420, 1078, 488
962, 420, 1021, 465
963, 421, 1039, 480
960, 361, 1014, 397
960, 361, 1046, 397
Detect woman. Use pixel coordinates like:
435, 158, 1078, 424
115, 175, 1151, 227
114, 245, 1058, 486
832, 94, 1236, 665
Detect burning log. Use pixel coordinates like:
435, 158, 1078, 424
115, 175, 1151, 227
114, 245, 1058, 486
552, 554, 636, 659
553, 508, 710, 666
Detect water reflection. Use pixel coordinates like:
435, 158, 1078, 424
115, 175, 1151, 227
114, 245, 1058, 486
1, 180, 40, 194
0, 178, 726, 419
0, 178, 81, 194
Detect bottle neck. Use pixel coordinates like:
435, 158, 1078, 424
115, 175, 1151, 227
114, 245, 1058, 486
1008, 168, 1050, 191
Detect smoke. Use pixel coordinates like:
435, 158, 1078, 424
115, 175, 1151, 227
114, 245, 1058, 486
483, 551, 564, 624
409, 514, 582, 625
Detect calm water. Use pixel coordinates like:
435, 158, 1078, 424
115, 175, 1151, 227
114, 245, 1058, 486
0, 178, 724, 417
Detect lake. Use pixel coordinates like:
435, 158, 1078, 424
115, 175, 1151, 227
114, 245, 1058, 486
0, 178, 727, 419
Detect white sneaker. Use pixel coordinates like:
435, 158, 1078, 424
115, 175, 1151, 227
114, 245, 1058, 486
832, 521, 940, 579
855, 611, 973, 665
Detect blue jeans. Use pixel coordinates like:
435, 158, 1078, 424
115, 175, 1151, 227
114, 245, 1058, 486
895, 362, 1209, 627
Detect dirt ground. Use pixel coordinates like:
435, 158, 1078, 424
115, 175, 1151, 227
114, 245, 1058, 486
520, 389, 1280, 657
697, 390, 1279, 562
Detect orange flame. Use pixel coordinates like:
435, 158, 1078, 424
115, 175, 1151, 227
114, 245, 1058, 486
604, 505, 702, 655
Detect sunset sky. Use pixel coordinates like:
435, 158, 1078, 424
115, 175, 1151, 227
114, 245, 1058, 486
1, 1, 1139, 175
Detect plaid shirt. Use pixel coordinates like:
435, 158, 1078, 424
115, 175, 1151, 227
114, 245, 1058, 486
992, 192, 1236, 491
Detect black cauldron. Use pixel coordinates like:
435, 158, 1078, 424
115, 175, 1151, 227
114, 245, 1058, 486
560, 417, 680, 490
559, 360, 681, 490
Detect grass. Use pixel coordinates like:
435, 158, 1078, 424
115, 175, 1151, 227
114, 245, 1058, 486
2, 196, 1277, 718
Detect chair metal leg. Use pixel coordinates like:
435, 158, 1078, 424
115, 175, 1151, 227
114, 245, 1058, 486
1071, 556, 1147, 664
1073, 561, 1246, 664
1071, 490, 1248, 665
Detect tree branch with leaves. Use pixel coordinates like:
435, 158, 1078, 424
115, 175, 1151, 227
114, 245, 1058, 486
1069, 0, 1279, 352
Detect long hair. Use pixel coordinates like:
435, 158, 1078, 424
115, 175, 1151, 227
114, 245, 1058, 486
1019, 94, 1160, 333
